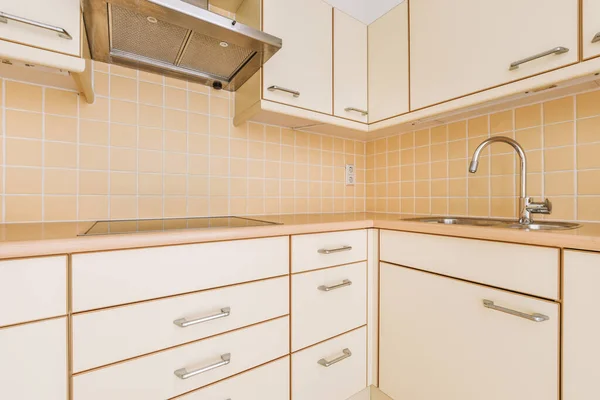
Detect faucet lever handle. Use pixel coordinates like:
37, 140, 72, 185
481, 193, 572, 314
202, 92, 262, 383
527, 198, 552, 214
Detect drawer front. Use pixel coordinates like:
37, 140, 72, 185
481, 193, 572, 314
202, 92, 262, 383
292, 230, 367, 273
292, 326, 367, 400
292, 262, 366, 351
0, 318, 67, 400
0, 0, 80, 56
179, 357, 289, 400
73, 316, 289, 400
72, 236, 289, 312
73, 277, 289, 372
0, 256, 66, 327
380, 230, 559, 299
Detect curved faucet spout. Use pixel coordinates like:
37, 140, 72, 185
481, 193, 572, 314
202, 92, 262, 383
469, 136, 527, 198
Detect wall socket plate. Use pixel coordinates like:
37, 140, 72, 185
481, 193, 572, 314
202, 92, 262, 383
345, 164, 355, 185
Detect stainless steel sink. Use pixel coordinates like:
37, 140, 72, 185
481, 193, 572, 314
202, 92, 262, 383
499, 221, 581, 231
404, 217, 580, 231
404, 217, 508, 227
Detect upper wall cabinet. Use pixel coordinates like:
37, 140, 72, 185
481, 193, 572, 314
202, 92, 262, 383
334, 10, 368, 123
0, 0, 80, 56
410, 0, 579, 110
262, 0, 333, 114
368, 3, 409, 123
583, 0, 600, 60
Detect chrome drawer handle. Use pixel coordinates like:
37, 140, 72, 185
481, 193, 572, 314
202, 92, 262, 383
318, 348, 352, 367
509, 46, 569, 70
173, 307, 231, 328
318, 245, 352, 254
318, 279, 352, 292
0, 11, 73, 39
174, 353, 231, 379
344, 107, 368, 116
267, 85, 300, 97
593, 32, 600, 44
483, 300, 549, 322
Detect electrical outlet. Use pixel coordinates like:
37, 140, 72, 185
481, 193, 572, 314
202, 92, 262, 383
345, 164, 355, 186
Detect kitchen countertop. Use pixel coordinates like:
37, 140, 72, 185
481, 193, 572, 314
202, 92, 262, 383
1, 213, 600, 260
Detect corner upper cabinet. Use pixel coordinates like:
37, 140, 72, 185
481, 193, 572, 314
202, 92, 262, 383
410, 0, 579, 110
262, 0, 332, 114
333, 10, 367, 123
583, 0, 600, 60
367, 3, 409, 123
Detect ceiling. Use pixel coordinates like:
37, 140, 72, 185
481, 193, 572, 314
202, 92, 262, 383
324, 0, 404, 25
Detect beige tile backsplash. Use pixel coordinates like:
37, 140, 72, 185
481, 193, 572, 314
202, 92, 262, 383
367, 89, 600, 222
3, 59, 600, 223
0, 62, 366, 222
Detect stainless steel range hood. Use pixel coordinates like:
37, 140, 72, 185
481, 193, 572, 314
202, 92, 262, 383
83, 0, 282, 91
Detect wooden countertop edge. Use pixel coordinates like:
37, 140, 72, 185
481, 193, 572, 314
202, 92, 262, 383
1, 218, 599, 260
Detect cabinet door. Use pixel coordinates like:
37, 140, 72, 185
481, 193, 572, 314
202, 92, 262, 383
0, 318, 67, 400
410, 0, 578, 110
379, 262, 559, 400
333, 9, 367, 123
263, 0, 332, 114
0, 0, 80, 56
368, 3, 409, 122
583, 0, 600, 59
563, 250, 600, 400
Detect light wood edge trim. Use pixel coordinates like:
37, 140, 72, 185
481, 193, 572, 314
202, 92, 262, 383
169, 354, 291, 399
380, 261, 560, 304
288, 235, 293, 400
72, 314, 290, 376
291, 324, 367, 354
376, 228, 381, 388
67, 255, 73, 400
290, 227, 368, 237
72, 274, 290, 315
291, 259, 367, 276
559, 249, 564, 400
0, 313, 68, 331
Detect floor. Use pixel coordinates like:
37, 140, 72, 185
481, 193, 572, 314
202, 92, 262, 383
348, 386, 393, 400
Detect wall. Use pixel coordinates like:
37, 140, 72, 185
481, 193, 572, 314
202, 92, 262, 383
366, 89, 600, 222
0, 62, 366, 223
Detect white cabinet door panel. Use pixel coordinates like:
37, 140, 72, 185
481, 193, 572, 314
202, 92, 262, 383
410, 0, 578, 109
583, 0, 600, 59
380, 263, 558, 400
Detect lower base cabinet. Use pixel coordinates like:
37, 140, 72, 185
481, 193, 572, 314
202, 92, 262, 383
292, 326, 367, 400
180, 357, 290, 399
73, 317, 289, 400
0, 318, 68, 400
379, 263, 559, 400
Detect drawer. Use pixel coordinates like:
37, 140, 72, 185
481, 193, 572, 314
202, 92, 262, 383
73, 316, 289, 400
0, 318, 67, 400
292, 230, 367, 273
179, 357, 289, 399
0, 0, 80, 56
380, 230, 559, 299
0, 256, 66, 326
72, 236, 289, 312
292, 326, 367, 400
73, 277, 289, 372
292, 262, 366, 351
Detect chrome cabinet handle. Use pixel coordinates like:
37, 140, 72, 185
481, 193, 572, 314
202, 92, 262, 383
318, 279, 352, 292
483, 300, 549, 322
267, 85, 300, 97
174, 353, 231, 379
318, 348, 352, 367
173, 307, 231, 328
318, 245, 352, 254
0, 11, 73, 40
344, 107, 368, 116
509, 46, 569, 70
593, 32, 600, 44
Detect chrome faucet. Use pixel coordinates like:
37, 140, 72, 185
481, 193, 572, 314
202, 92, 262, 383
468, 136, 551, 225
